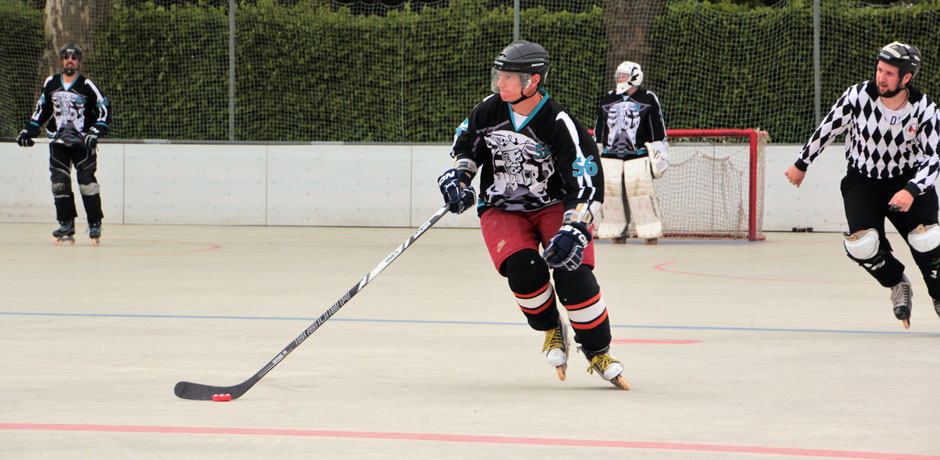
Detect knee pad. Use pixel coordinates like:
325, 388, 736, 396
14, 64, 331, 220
908, 224, 940, 253
553, 265, 600, 305
503, 249, 550, 295
844, 228, 886, 270
78, 182, 100, 196
51, 181, 71, 198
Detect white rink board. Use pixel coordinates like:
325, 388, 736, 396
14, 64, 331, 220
411, 144, 481, 228
0, 140, 937, 231
267, 145, 412, 227
0, 142, 123, 223
124, 144, 267, 225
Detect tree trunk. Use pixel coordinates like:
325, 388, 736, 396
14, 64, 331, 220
43, 0, 112, 76
603, 0, 664, 91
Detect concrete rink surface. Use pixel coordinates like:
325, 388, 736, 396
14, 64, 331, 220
0, 221, 937, 460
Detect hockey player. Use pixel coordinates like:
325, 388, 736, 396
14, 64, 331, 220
593, 61, 668, 245
785, 42, 940, 328
437, 40, 629, 389
16, 44, 111, 245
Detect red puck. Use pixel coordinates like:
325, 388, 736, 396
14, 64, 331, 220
212, 394, 232, 402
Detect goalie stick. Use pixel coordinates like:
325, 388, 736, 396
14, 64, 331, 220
173, 206, 450, 401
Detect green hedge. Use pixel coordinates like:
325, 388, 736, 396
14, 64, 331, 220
0, 0, 44, 137
6, 0, 940, 143
651, 0, 940, 142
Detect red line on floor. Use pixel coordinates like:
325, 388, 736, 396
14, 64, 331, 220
0, 423, 935, 459
611, 339, 702, 344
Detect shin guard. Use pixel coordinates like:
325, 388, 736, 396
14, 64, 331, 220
504, 249, 558, 330
553, 266, 610, 352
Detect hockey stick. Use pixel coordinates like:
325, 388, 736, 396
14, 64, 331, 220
174, 206, 450, 401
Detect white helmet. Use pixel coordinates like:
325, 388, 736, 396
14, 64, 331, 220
615, 61, 643, 94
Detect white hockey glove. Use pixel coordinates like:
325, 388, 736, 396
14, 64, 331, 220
646, 141, 669, 178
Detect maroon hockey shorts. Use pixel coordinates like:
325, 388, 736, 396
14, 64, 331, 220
480, 203, 596, 275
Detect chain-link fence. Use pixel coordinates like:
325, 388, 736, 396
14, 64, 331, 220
2, 0, 938, 143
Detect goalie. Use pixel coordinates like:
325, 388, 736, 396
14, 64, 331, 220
592, 61, 668, 244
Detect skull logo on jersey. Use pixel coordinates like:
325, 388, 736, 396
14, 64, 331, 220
483, 129, 555, 209
51, 90, 87, 143
603, 99, 650, 155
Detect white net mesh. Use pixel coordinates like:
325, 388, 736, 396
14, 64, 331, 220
645, 129, 767, 240
1, 0, 937, 144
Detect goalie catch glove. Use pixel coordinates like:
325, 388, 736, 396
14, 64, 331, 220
437, 168, 476, 214
16, 123, 40, 147
646, 141, 669, 178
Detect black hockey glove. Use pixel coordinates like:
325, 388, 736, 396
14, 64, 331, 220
543, 222, 590, 271
437, 168, 476, 214
16, 124, 39, 147
84, 127, 100, 152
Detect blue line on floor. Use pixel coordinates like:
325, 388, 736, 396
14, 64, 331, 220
2, 311, 939, 336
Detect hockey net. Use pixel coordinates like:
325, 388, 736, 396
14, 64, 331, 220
646, 129, 768, 241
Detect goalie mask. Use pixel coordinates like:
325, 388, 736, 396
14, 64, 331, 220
615, 61, 643, 94
491, 40, 549, 104
876, 41, 921, 96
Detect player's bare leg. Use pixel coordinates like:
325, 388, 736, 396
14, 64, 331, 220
53, 220, 75, 245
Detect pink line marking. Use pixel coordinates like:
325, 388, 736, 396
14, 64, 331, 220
0, 423, 936, 459
654, 260, 868, 284
0, 238, 221, 261
612, 339, 702, 344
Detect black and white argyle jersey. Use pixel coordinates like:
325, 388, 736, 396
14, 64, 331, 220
796, 81, 940, 195
451, 90, 603, 216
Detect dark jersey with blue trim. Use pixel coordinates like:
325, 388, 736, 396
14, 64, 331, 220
450, 90, 604, 217
593, 88, 666, 159
796, 81, 939, 196
27, 73, 111, 144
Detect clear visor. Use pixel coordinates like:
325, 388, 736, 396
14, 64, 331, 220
491, 69, 532, 94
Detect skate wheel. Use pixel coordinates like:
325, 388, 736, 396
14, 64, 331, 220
612, 375, 631, 390
902, 318, 910, 329
92, 238, 100, 246
555, 365, 567, 381
645, 238, 658, 245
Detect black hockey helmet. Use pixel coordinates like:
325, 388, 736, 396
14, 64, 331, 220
877, 41, 921, 81
59, 43, 83, 61
493, 40, 550, 84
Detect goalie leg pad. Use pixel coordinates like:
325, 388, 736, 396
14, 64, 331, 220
624, 157, 663, 239
505, 249, 558, 330
596, 158, 628, 239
